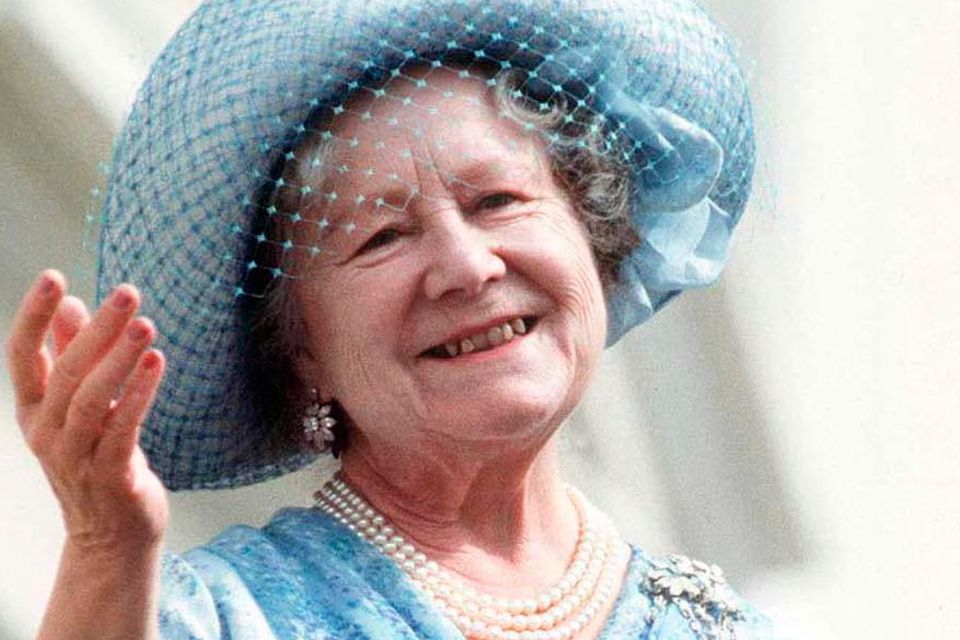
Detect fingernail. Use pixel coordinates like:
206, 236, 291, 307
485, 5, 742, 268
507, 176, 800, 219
38, 274, 56, 296
142, 350, 160, 370
127, 321, 150, 342
112, 288, 134, 310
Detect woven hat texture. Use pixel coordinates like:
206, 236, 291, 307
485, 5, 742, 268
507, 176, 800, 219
94, 0, 755, 490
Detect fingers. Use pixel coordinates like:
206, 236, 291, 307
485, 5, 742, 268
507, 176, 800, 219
6, 270, 66, 408
98, 349, 165, 464
63, 317, 157, 459
52, 296, 91, 357
41, 284, 142, 428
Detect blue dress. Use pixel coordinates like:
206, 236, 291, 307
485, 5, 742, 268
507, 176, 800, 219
159, 508, 775, 639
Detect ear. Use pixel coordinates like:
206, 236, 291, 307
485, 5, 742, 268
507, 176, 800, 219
291, 334, 340, 404
293, 342, 323, 394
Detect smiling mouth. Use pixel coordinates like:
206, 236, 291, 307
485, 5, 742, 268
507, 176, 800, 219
420, 316, 539, 359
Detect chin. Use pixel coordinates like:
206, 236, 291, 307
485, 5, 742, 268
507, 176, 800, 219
428, 381, 581, 446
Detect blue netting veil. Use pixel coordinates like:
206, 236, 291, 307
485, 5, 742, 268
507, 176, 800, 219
91, 0, 755, 490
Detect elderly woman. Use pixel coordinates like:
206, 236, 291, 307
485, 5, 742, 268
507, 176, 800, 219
8, 1, 771, 638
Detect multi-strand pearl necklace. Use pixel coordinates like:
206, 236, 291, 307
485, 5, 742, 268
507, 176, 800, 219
314, 474, 626, 640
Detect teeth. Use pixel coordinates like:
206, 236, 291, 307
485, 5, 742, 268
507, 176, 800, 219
437, 317, 531, 358
472, 331, 490, 351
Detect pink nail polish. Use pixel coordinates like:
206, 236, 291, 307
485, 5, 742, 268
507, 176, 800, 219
38, 275, 55, 296
142, 351, 160, 370
112, 289, 134, 310
127, 322, 150, 341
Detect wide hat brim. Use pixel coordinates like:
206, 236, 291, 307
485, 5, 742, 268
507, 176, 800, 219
95, 0, 754, 490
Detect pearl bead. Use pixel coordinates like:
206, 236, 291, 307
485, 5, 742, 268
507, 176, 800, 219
527, 613, 544, 630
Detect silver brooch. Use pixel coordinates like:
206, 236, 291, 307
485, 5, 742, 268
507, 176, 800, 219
644, 554, 744, 639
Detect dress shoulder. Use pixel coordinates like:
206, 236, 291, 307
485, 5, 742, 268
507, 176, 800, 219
157, 507, 460, 640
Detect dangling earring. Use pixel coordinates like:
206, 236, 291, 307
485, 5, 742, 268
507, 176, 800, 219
303, 387, 337, 453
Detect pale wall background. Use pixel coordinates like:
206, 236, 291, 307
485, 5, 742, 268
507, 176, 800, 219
1, 1, 958, 638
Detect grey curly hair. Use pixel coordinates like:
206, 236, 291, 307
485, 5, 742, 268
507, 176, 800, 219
243, 64, 639, 457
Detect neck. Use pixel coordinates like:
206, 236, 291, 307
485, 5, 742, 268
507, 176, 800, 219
337, 433, 579, 594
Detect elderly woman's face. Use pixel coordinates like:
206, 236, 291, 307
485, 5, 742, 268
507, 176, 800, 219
293, 69, 607, 452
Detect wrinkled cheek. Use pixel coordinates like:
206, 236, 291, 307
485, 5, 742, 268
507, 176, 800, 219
566, 250, 608, 374
576, 279, 608, 367
530, 217, 608, 366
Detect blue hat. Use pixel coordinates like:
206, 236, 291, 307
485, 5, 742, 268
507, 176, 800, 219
94, 0, 755, 490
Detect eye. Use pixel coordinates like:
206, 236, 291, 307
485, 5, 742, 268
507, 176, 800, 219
475, 192, 518, 210
358, 227, 402, 254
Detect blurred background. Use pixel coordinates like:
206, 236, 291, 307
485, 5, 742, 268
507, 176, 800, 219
1, 0, 958, 638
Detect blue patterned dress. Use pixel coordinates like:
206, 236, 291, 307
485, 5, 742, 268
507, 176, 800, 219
159, 508, 775, 639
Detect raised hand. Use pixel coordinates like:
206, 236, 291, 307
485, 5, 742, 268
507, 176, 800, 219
7, 270, 168, 553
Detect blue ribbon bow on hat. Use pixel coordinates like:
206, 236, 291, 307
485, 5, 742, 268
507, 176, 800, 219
530, 47, 735, 343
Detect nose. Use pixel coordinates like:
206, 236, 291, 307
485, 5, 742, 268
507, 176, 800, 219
421, 211, 507, 300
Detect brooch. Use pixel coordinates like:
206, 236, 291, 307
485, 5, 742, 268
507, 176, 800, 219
643, 554, 744, 639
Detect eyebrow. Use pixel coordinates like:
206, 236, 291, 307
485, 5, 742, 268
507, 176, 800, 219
300, 184, 414, 233
447, 157, 536, 189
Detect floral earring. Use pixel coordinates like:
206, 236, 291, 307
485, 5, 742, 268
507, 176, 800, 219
303, 388, 337, 453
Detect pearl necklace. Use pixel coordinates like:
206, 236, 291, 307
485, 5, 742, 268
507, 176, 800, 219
314, 474, 626, 640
